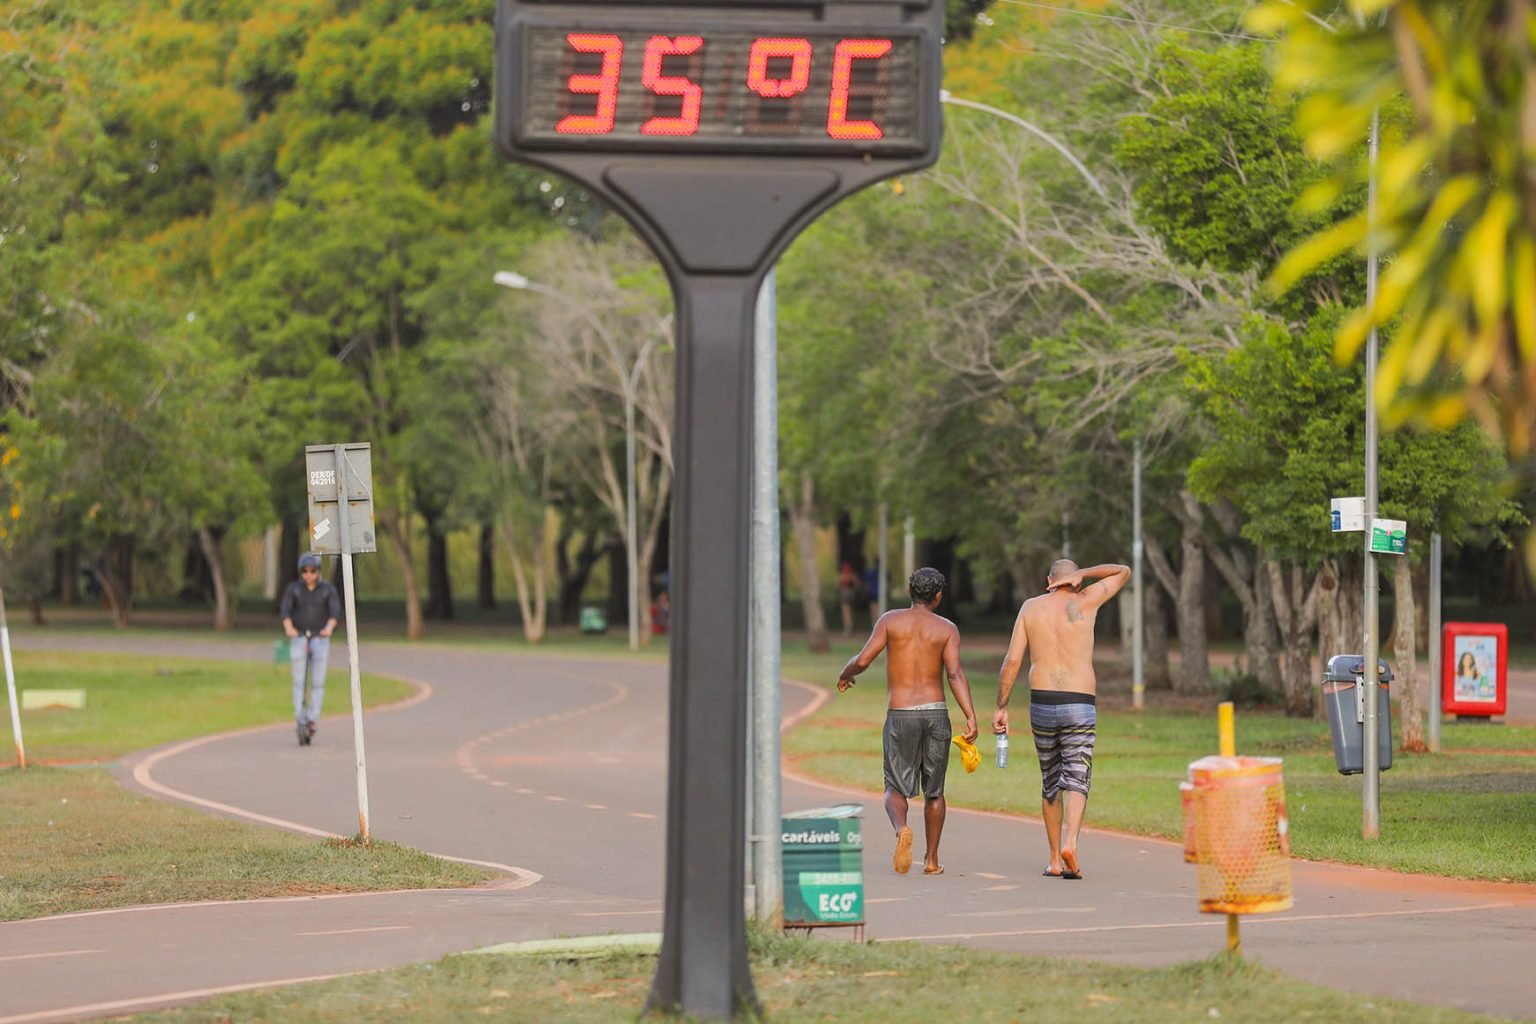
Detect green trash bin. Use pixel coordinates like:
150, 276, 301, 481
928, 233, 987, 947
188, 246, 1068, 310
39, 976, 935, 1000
273, 637, 290, 665
781, 803, 863, 935
579, 606, 608, 634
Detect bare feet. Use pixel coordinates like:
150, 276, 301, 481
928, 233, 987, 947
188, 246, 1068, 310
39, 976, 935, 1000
893, 827, 914, 874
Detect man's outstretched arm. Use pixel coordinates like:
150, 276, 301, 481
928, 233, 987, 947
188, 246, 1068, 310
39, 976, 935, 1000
837, 615, 890, 692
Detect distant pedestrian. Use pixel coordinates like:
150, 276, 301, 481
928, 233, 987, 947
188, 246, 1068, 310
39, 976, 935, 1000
838, 567, 979, 876
864, 563, 882, 623
280, 553, 340, 746
994, 559, 1130, 880
837, 562, 857, 637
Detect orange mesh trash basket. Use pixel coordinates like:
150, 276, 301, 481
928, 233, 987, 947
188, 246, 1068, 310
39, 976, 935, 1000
1187, 755, 1292, 915
1179, 781, 1197, 863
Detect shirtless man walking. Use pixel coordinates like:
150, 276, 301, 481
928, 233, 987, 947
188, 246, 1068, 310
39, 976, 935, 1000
838, 567, 979, 875
994, 559, 1130, 880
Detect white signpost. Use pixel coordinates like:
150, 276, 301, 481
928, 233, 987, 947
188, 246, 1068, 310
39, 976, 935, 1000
304, 443, 375, 840
1, 588, 24, 770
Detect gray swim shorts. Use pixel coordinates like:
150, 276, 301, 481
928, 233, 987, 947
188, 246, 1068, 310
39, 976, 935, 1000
883, 707, 952, 798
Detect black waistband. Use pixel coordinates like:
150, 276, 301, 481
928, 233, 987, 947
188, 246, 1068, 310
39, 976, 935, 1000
1031, 690, 1096, 706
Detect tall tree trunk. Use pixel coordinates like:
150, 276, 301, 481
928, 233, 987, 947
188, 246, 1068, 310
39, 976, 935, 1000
1144, 576, 1172, 689
1251, 559, 1284, 691
478, 522, 496, 610
98, 536, 135, 628
1144, 522, 1208, 694
1174, 493, 1210, 692
499, 517, 548, 643
1204, 534, 1283, 692
56, 543, 79, 604
424, 514, 453, 620
1268, 562, 1320, 717
1392, 560, 1425, 751
196, 526, 232, 632
791, 472, 829, 654
606, 542, 627, 625
637, 550, 655, 645
1317, 556, 1363, 666
28, 596, 44, 626
555, 527, 605, 626
381, 512, 423, 640
179, 532, 212, 605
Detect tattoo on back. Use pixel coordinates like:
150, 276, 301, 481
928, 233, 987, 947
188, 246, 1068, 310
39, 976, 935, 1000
1066, 600, 1084, 624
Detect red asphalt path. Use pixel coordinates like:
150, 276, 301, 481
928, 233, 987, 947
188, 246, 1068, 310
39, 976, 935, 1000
1, 634, 1533, 1023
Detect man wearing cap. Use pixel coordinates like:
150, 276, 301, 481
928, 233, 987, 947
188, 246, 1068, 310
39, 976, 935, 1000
280, 553, 340, 746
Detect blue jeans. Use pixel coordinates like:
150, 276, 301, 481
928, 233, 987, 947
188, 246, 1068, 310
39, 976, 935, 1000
290, 635, 331, 725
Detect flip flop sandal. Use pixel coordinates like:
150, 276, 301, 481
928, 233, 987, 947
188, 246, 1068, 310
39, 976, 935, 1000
1061, 850, 1082, 880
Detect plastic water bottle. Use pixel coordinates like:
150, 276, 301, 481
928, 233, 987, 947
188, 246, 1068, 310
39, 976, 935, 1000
995, 730, 1009, 769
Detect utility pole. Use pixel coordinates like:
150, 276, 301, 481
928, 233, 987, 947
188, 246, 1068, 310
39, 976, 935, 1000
1428, 531, 1442, 753
1133, 441, 1144, 710
1361, 107, 1382, 839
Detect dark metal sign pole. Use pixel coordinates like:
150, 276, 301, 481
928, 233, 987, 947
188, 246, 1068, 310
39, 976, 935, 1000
493, 2, 944, 1015
651, 274, 761, 1016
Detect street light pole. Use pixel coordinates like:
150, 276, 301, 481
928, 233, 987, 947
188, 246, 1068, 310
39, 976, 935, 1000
494, 270, 658, 651
1362, 106, 1382, 840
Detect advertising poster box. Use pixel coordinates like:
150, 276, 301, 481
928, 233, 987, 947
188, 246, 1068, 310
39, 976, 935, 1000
1442, 622, 1507, 718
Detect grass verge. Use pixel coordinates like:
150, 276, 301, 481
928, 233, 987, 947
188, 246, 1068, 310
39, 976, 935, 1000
0, 650, 491, 920
7, 649, 414, 763
778, 643, 1536, 883
122, 927, 1511, 1023
0, 767, 487, 920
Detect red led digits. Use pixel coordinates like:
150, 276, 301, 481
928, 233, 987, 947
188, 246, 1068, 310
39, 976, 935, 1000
827, 38, 892, 140
538, 28, 908, 148
745, 37, 812, 98
641, 36, 705, 135
556, 33, 624, 134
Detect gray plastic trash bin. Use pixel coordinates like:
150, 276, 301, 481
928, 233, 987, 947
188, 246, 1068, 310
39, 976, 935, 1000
1322, 655, 1393, 775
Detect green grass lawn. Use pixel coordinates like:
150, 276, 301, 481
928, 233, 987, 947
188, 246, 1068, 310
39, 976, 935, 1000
7, 648, 414, 763
0, 650, 490, 920
121, 928, 1513, 1024
778, 642, 1536, 883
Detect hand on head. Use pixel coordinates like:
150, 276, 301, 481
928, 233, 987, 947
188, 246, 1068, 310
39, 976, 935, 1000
1047, 571, 1083, 593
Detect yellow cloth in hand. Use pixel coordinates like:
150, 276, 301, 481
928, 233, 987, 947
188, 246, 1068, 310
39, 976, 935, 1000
952, 735, 980, 773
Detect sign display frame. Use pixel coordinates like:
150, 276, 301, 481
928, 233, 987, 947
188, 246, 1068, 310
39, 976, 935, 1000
1441, 621, 1507, 718
304, 443, 377, 556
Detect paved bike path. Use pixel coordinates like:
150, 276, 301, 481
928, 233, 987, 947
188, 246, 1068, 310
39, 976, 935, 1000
2, 636, 1532, 1022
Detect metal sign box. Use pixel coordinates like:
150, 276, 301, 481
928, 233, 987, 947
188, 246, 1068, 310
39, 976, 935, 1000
304, 443, 377, 555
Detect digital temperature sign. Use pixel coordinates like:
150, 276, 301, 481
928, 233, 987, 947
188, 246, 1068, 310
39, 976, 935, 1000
505, 23, 929, 155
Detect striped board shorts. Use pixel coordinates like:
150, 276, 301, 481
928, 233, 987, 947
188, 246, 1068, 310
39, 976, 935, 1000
1030, 690, 1096, 801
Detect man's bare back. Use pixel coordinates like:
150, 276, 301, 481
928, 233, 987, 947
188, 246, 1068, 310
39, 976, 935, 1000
995, 561, 1131, 709
837, 579, 977, 738
849, 606, 955, 707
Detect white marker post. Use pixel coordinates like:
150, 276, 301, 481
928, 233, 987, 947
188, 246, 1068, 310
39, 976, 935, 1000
1, 588, 24, 769
305, 444, 377, 839
333, 444, 371, 842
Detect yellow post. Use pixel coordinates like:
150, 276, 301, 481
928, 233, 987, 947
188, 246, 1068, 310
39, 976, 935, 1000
1217, 701, 1240, 956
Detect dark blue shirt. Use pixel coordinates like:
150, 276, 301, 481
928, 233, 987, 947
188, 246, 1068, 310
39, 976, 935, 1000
279, 579, 340, 635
